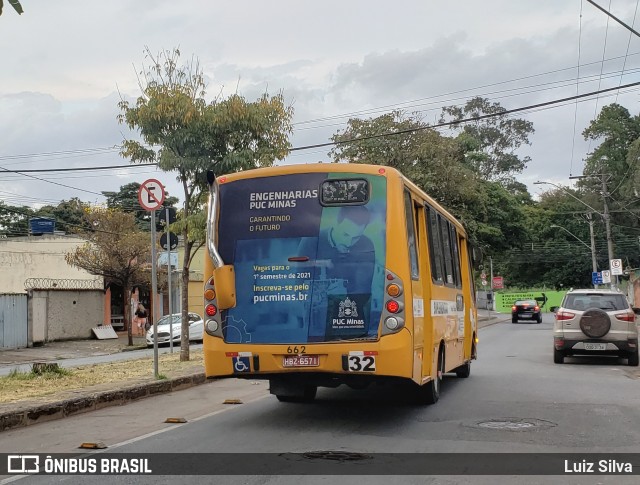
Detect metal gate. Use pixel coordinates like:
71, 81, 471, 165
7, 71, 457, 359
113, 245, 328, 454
0, 293, 28, 349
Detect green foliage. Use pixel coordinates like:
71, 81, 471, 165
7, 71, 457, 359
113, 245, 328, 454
0, 198, 89, 237
329, 108, 532, 255
0, 0, 24, 16
581, 103, 640, 199
118, 47, 294, 359
101, 182, 178, 231
440, 97, 535, 183
5, 367, 71, 381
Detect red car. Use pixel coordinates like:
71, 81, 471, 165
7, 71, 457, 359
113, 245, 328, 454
512, 299, 542, 323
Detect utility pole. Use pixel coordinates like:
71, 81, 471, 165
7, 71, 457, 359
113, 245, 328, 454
587, 214, 598, 287
601, 173, 617, 288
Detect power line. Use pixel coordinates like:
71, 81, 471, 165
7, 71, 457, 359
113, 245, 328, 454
0, 163, 157, 173
289, 80, 640, 152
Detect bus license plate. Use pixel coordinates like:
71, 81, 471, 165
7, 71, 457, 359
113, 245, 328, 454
584, 343, 606, 351
283, 355, 320, 367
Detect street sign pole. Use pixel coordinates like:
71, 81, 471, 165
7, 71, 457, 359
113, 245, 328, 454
150, 209, 159, 378
138, 178, 165, 379
166, 207, 174, 354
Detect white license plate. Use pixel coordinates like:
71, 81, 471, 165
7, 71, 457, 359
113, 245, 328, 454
282, 355, 319, 367
584, 343, 607, 351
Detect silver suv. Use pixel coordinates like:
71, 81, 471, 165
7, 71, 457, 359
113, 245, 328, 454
552, 289, 639, 366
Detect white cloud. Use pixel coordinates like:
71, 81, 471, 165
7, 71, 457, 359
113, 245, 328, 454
2, 0, 640, 208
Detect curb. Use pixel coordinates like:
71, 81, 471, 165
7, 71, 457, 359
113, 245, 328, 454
0, 371, 207, 433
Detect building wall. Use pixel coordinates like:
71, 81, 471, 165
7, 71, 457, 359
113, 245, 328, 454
0, 235, 100, 293
30, 290, 104, 342
176, 245, 205, 317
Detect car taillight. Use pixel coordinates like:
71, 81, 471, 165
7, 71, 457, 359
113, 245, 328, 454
555, 311, 575, 321
534, 306, 540, 311
511, 306, 517, 311
615, 312, 635, 322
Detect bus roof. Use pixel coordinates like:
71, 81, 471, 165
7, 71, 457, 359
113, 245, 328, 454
217, 163, 466, 236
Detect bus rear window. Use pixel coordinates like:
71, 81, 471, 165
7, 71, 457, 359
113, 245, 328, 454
321, 179, 369, 205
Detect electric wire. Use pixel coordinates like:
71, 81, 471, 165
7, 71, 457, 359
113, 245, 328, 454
570, 0, 585, 177
615, 0, 640, 102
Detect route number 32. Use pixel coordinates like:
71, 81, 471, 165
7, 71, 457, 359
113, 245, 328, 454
347, 355, 376, 372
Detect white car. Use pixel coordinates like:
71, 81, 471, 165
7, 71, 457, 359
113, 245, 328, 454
146, 312, 204, 347
552, 289, 639, 366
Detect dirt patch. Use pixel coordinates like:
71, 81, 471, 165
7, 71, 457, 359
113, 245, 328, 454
0, 351, 204, 404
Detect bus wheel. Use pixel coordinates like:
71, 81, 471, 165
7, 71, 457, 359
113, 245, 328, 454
455, 361, 471, 378
417, 348, 444, 405
275, 385, 317, 403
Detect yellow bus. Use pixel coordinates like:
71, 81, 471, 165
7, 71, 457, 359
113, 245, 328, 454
202, 163, 478, 404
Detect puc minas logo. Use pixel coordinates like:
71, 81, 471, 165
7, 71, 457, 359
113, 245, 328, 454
8, 455, 40, 474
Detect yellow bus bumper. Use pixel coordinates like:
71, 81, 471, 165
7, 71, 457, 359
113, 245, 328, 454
203, 328, 413, 380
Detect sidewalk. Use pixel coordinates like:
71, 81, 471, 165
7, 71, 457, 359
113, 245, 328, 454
0, 312, 502, 432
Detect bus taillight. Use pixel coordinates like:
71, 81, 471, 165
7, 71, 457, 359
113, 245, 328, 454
386, 300, 400, 313
206, 304, 218, 317
386, 284, 402, 297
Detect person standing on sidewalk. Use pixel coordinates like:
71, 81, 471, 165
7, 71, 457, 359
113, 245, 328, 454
134, 303, 148, 337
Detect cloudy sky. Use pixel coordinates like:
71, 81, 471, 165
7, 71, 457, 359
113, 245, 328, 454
2, 0, 640, 210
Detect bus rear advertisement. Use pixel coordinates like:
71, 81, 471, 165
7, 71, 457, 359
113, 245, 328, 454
203, 163, 478, 404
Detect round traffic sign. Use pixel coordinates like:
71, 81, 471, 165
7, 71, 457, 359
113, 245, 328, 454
138, 179, 166, 211
160, 232, 179, 250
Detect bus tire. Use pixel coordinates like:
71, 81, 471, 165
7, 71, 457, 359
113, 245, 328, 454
275, 385, 317, 403
455, 361, 471, 378
417, 347, 444, 404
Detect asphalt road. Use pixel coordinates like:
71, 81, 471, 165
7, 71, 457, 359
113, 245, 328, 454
2, 313, 640, 485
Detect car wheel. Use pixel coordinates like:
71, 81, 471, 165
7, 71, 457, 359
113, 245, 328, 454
536, 314, 542, 324
553, 348, 564, 364
512, 316, 518, 323
628, 349, 639, 367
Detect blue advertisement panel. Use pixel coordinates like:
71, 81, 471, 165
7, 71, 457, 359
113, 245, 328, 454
218, 172, 386, 344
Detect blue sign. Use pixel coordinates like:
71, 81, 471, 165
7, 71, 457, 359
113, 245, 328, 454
592, 272, 603, 285
232, 356, 251, 373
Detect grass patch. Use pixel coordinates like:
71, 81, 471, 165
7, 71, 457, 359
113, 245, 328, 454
6, 367, 72, 380
0, 351, 204, 404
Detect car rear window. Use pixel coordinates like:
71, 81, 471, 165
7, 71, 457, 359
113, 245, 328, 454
514, 300, 537, 306
563, 293, 629, 311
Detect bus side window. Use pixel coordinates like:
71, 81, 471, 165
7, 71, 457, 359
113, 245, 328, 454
439, 215, 455, 286
426, 205, 444, 284
404, 190, 419, 280
451, 226, 462, 288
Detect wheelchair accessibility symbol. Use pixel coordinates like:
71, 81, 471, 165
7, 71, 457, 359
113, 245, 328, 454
232, 356, 251, 373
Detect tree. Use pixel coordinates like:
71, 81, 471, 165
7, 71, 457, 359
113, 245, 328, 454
36, 198, 88, 234
0, 202, 33, 237
329, 109, 531, 255
118, 47, 293, 361
65, 208, 151, 346
581, 103, 640, 200
0, 0, 23, 16
439, 97, 535, 183
0, 198, 89, 237
102, 182, 179, 230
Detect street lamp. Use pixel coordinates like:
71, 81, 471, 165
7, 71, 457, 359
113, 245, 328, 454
550, 224, 598, 276
533, 181, 602, 215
